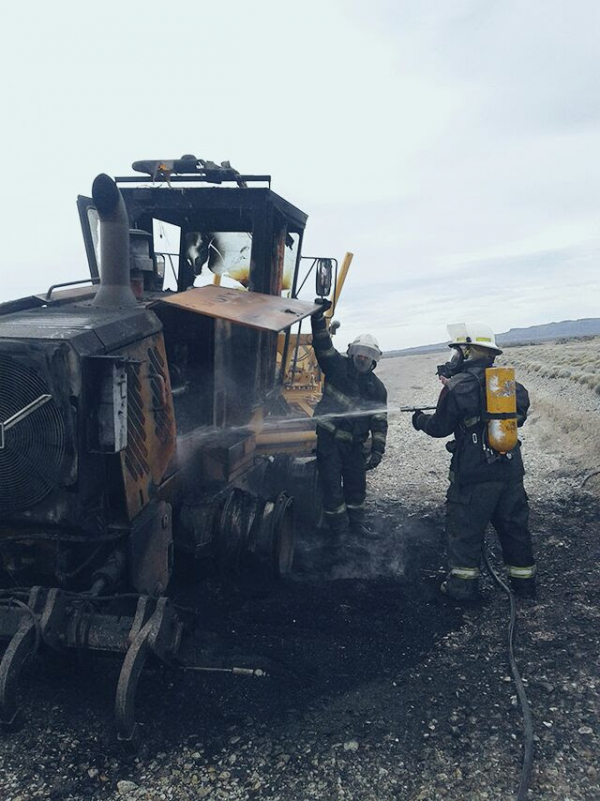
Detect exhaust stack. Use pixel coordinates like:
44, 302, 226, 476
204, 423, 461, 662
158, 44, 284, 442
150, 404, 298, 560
91, 174, 137, 308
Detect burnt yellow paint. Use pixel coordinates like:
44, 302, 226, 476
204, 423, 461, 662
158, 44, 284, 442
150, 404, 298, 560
485, 367, 518, 453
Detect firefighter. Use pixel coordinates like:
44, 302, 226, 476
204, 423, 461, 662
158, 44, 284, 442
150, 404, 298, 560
311, 300, 388, 543
411, 323, 536, 601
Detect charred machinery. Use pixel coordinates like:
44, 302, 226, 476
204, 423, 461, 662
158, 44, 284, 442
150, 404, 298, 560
0, 157, 339, 743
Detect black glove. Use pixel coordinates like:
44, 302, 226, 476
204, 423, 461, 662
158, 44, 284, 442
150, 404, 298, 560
312, 298, 332, 317
366, 451, 382, 471
412, 410, 425, 431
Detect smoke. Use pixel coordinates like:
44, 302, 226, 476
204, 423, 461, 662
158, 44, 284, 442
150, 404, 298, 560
327, 530, 410, 581
294, 502, 440, 583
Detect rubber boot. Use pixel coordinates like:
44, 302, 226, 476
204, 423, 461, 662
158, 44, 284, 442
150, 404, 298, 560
440, 576, 480, 603
327, 518, 371, 559
348, 520, 381, 541
325, 514, 351, 550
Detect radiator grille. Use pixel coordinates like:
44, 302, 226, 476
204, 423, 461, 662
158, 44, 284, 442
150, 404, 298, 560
0, 355, 65, 513
124, 362, 149, 481
123, 343, 174, 486
148, 345, 173, 444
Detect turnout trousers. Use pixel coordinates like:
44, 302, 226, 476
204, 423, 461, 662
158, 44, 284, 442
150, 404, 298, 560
445, 478, 536, 588
316, 435, 366, 535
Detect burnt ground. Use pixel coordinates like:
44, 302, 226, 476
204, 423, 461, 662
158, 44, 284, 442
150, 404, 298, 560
0, 489, 599, 801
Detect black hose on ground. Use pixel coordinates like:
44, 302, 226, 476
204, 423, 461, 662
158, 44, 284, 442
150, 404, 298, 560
581, 469, 600, 488
482, 545, 534, 801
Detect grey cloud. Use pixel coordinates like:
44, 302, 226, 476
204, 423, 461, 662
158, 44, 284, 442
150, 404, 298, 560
334, 239, 599, 348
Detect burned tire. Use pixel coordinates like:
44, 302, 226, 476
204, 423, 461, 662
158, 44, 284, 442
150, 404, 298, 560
247, 492, 295, 578
175, 486, 295, 580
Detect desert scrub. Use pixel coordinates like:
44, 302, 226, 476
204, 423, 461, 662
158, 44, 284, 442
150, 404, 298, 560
500, 339, 600, 401
504, 340, 600, 400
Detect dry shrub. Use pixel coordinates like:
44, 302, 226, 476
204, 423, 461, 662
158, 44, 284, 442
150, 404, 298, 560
507, 340, 600, 396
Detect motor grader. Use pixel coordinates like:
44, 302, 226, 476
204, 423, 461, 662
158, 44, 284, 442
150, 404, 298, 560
0, 156, 350, 744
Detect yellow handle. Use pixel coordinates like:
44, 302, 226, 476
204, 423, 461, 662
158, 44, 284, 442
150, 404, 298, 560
326, 252, 353, 318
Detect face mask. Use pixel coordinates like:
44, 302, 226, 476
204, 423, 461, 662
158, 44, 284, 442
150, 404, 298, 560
353, 355, 373, 373
436, 346, 465, 379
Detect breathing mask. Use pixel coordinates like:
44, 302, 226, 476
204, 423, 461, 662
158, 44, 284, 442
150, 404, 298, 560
352, 353, 374, 374
436, 346, 466, 379
347, 334, 381, 374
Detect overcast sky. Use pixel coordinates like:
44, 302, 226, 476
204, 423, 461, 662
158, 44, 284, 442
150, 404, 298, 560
1, 0, 598, 350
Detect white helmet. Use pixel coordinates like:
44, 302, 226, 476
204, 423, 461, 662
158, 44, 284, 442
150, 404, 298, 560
348, 333, 382, 364
447, 322, 502, 355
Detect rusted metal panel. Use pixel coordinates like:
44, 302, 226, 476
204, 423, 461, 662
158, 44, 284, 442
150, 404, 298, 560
156, 286, 319, 332
178, 429, 256, 485
116, 333, 177, 521
129, 501, 173, 595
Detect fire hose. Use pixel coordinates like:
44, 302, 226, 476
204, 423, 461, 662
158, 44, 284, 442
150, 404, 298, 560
482, 544, 534, 801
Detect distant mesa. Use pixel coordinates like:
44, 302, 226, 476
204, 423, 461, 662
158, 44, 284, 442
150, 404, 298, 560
385, 318, 600, 357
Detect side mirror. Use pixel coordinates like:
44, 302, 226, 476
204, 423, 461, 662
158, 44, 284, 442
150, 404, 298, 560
315, 258, 333, 298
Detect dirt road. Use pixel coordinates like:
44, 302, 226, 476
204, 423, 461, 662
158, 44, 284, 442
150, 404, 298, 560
1, 346, 599, 800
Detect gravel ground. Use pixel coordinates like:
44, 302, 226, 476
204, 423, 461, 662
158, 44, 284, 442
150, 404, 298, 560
1, 344, 599, 800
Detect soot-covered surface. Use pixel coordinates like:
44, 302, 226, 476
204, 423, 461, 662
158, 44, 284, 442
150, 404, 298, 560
0, 493, 599, 800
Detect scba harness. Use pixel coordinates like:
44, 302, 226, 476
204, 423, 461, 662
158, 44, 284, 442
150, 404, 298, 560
444, 364, 528, 485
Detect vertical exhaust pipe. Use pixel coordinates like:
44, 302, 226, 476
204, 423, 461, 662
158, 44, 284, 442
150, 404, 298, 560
91, 173, 137, 308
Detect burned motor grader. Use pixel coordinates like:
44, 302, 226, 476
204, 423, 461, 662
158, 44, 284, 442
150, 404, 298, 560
0, 156, 347, 743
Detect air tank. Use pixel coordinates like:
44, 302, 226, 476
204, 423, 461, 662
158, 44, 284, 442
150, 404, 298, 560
485, 367, 518, 453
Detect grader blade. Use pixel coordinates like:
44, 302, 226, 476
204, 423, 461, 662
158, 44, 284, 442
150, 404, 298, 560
0, 587, 46, 730
115, 597, 183, 746
0, 589, 184, 744
0, 615, 37, 730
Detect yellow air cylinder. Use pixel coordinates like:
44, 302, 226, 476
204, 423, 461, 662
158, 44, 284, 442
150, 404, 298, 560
485, 367, 518, 453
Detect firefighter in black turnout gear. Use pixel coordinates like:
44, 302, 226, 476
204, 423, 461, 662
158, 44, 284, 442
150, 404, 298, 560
412, 323, 536, 601
311, 301, 388, 542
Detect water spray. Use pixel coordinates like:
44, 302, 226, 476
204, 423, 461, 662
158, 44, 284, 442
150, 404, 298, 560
177, 404, 439, 447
